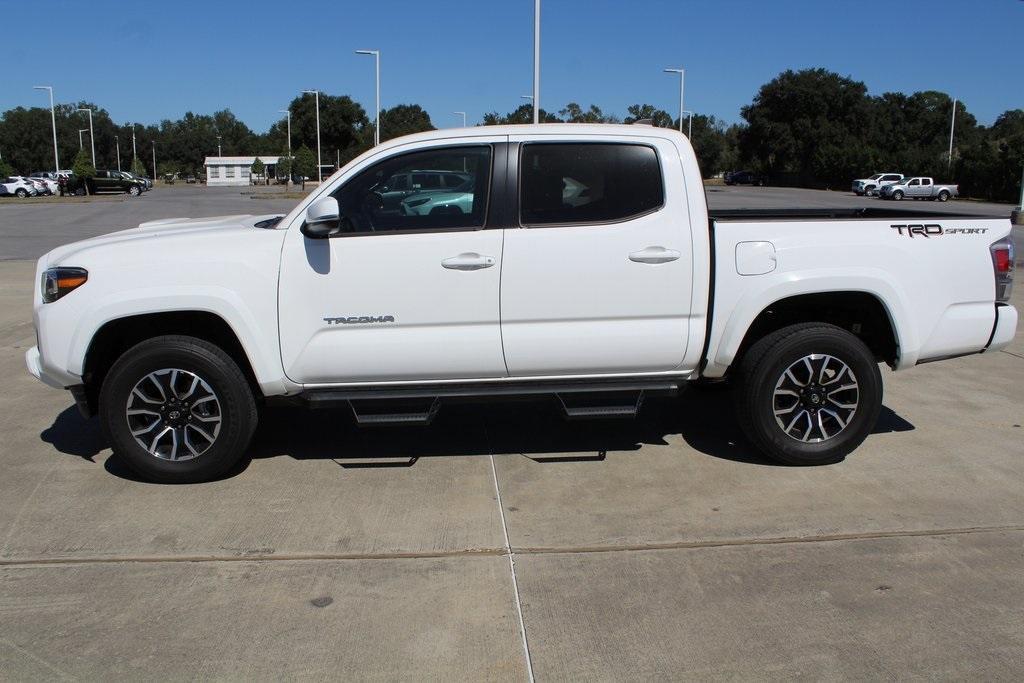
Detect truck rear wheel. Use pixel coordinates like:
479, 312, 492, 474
99, 335, 258, 483
734, 323, 882, 466
937, 190, 950, 202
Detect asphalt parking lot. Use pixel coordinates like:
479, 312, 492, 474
1, 186, 1023, 678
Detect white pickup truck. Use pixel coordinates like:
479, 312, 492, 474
26, 125, 1018, 483
879, 177, 960, 202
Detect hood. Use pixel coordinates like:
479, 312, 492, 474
44, 213, 284, 266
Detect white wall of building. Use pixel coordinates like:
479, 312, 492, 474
204, 156, 280, 187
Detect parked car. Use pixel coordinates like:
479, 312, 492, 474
724, 170, 767, 186
373, 170, 471, 212
25, 124, 1017, 483
186, 175, 196, 184
400, 189, 474, 216
25, 176, 58, 195
852, 173, 904, 196
1, 177, 38, 197
65, 170, 146, 196
878, 177, 959, 201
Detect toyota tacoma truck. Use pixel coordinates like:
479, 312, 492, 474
26, 125, 1018, 483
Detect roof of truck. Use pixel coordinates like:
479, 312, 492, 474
382, 123, 689, 147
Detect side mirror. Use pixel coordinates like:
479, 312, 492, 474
301, 196, 341, 238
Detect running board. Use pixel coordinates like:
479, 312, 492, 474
302, 378, 681, 403
557, 391, 645, 420
348, 398, 440, 427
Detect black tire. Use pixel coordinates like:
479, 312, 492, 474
892, 190, 904, 200
865, 185, 876, 196
937, 190, 950, 202
734, 323, 882, 466
15, 188, 28, 198
99, 336, 258, 483
128, 185, 141, 196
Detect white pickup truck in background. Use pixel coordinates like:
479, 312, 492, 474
879, 177, 960, 201
26, 124, 1018, 483
852, 172, 904, 196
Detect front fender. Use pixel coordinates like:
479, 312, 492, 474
63, 285, 292, 395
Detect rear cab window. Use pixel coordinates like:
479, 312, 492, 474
519, 143, 664, 226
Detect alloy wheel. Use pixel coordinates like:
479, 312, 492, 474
772, 354, 859, 443
125, 368, 222, 461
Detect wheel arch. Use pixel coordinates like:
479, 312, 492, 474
80, 310, 276, 415
706, 276, 915, 378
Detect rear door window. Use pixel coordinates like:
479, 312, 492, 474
519, 143, 664, 226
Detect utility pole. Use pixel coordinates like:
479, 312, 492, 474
532, 0, 540, 123
33, 86, 60, 175
115, 136, 121, 172
947, 98, 957, 173
132, 124, 138, 169
217, 135, 222, 158
356, 50, 381, 146
279, 109, 292, 187
303, 90, 322, 182
78, 107, 96, 167
78, 129, 88, 150
664, 68, 685, 133
152, 141, 157, 182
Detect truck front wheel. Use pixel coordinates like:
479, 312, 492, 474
734, 323, 882, 466
99, 336, 258, 483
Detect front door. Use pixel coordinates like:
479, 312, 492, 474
500, 135, 693, 377
278, 139, 509, 384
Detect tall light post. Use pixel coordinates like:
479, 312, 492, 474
152, 140, 157, 181
33, 86, 60, 175
947, 98, 957, 173
664, 68, 685, 133
78, 129, 89, 150
355, 50, 381, 146
216, 135, 222, 158
303, 90, 322, 182
77, 107, 95, 167
532, 0, 540, 124
115, 135, 121, 172
453, 111, 467, 127
278, 109, 292, 187
681, 110, 694, 138
131, 124, 138, 170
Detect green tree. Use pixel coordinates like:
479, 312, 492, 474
131, 157, 145, 176
251, 156, 265, 185
624, 104, 674, 128
559, 102, 617, 123
72, 148, 96, 194
379, 104, 434, 142
276, 153, 293, 187
293, 145, 316, 190
481, 104, 561, 125
0, 159, 12, 178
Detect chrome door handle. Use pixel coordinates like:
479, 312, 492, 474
442, 252, 496, 271
629, 246, 681, 264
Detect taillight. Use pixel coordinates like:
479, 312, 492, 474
990, 237, 1014, 303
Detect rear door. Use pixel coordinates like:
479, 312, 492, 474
500, 134, 692, 376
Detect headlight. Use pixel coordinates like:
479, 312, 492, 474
41, 267, 88, 303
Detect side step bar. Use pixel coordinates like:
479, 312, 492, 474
298, 378, 683, 426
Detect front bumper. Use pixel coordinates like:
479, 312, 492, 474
25, 345, 79, 389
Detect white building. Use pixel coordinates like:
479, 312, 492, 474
204, 155, 280, 186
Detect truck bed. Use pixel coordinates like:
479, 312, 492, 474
709, 207, 1003, 221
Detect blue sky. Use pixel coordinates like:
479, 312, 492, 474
3, 0, 1021, 131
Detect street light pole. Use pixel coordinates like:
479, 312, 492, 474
78, 129, 88, 150
278, 109, 292, 187
115, 136, 121, 172
681, 110, 694, 138
33, 86, 60, 175
664, 68, 685, 133
152, 141, 157, 182
78, 107, 95, 167
132, 124, 138, 170
303, 90, 322, 182
533, 0, 540, 124
356, 50, 381, 146
217, 135, 222, 158
453, 111, 467, 127
947, 98, 957, 173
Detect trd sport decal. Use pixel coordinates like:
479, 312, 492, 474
891, 224, 989, 238
324, 315, 396, 325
